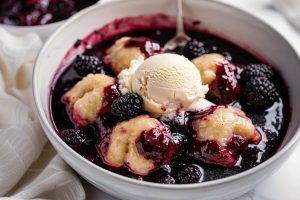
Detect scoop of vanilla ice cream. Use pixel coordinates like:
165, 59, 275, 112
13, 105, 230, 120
119, 53, 209, 115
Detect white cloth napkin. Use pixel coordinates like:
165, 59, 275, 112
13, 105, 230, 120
0, 28, 85, 200
273, 0, 300, 31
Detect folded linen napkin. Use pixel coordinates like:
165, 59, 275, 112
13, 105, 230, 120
273, 0, 300, 31
0, 28, 85, 200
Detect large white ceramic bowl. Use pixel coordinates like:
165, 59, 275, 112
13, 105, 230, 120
33, 0, 300, 199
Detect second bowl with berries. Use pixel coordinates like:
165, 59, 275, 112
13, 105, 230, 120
0, 0, 99, 40
34, 0, 300, 199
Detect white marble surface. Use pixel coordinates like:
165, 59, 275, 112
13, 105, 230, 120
82, 0, 300, 199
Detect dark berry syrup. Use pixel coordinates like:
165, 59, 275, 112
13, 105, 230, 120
0, 0, 98, 26
50, 14, 290, 184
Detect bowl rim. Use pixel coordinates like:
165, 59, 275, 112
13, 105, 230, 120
33, 0, 300, 190
0, 20, 65, 30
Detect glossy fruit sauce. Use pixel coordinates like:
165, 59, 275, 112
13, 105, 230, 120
0, 0, 98, 26
50, 14, 290, 184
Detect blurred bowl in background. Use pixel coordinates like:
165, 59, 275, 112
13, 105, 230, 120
33, 0, 300, 199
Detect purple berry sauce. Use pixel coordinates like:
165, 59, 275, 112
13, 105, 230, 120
207, 62, 240, 104
50, 14, 290, 184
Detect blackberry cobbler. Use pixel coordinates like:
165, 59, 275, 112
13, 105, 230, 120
50, 15, 289, 184
0, 0, 98, 26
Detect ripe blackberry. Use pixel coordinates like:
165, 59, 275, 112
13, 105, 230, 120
159, 113, 186, 132
73, 55, 105, 76
242, 77, 278, 109
171, 133, 188, 159
111, 93, 143, 121
174, 164, 203, 184
182, 40, 209, 59
59, 129, 86, 148
240, 64, 275, 82
158, 174, 176, 184
240, 146, 261, 170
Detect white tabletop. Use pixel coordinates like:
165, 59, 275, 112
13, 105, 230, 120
82, 0, 300, 199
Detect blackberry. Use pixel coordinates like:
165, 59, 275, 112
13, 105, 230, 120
159, 113, 186, 132
59, 129, 86, 148
73, 55, 105, 76
158, 174, 176, 184
174, 164, 203, 184
240, 64, 275, 82
111, 93, 143, 121
242, 77, 278, 109
171, 133, 188, 159
182, 40, 209, 59
240, 147, 262, 170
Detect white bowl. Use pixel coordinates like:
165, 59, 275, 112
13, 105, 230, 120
33, 0, 300, 199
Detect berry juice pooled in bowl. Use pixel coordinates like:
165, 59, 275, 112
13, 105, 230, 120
50, 14, 290, 184
0, 0, 98, 26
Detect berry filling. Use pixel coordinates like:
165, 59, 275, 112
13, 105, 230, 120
99, 83, 121, 115
0, 0, 97, 26
136, 126, 175, 165
124, 37, 161, 57
182, 39, 209, 60
207, 61, 240, 104
50, 15, 289, 184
